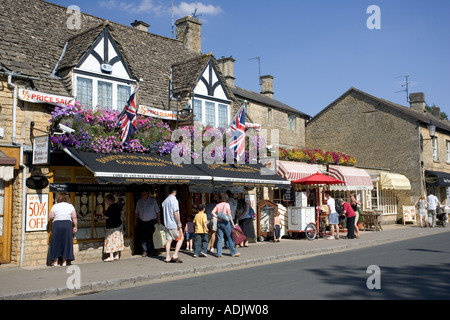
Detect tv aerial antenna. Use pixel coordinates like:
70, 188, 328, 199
395, 74, 411, 103
249, 56, 261, 85
191, 9, 202, 18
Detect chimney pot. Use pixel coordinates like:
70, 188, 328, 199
217, 56, 236, 87
260, 75, 274, 99
131, 20, 150, 32
175, 16, 202, 53
409, 92, 425, 112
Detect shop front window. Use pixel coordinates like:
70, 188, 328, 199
51, 167, 127, 241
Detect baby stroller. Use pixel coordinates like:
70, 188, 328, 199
436, 207, 447, 227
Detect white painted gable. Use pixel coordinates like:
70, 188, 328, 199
76, 28, 133, 80
194, 60, 229, 101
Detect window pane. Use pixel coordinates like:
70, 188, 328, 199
117, 85, 131, 110
98, 81, 112, 108
218, 104, 228, 128
193, 99, 202, 122
76, 77, 92, 108
205, 101, 216, 127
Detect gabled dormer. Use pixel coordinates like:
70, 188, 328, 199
69, 26, 136, 110
172, 54, 234, 128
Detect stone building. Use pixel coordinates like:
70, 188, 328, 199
217, 57, 310, 150
0, 0, 296, 266
306, 87, 450, 223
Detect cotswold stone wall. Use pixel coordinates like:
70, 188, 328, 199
1, 77, 54, 266
305, 90, 421, 223
248, 102, 306, 150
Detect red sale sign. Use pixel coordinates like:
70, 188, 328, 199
26, 194, 49, 232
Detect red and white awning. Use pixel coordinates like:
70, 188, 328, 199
277, 161, 321, 182
328, 165, 373, 191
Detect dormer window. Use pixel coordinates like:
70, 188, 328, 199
71, 27, 135, 110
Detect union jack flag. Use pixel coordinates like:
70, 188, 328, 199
229, 104, 246, 162
117, 84, 139, 144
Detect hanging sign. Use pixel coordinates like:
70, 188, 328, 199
26, 194, 49, 232
32, 135, 50, 165
138, 105, 178, 120
18, 88, 75, 105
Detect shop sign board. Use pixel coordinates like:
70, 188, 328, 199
138, 105, 178, 120
26, 194, 49, 232
402, 206, 417, 225
19, 88, 74, 105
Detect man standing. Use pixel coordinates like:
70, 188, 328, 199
427, 191, 440, 228
162, 185, 183, 263
135, 190, 160, 257
324, 191, 339, 240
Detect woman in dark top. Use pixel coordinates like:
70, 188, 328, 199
103, 194, 124, 262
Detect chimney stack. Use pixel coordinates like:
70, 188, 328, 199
217, 56, 236, 87
175, 16, 202, 53
260, 75, 274, 99
131, 20, 150, 32
409, 92, 426, 112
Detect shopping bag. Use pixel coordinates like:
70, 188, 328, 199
153, 224, 167, 249
232, 225, 247, 244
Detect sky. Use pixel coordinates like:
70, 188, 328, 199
49, 0, 450, 118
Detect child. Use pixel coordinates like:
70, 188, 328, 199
184, 214, 195, 251
193, 204, 209, 257
273, 211, 282, 242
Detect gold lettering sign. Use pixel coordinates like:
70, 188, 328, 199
96, 154, 182, 168
207, 164, 260, 173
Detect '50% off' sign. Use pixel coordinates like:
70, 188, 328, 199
26, 194, 49, 232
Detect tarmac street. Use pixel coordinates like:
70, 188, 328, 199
0, 224, 448, 300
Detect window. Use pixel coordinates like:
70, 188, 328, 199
97, 81, 112, 108
76, 77, 93, 108
432, 137, 439, 162
193, 99, 230, 129
218, 104, 228, 128
51, 167, 127, 241
117, 85, 131, 110
75, 76, 132, 110
268, 108, 273, 126
193, 99, 202, 122
205, 102, 216, 127
288, 115, 296, 131
446, 140, 450, 163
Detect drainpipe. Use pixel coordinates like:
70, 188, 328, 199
19, 145, 26, 267
7, 74, 17, 144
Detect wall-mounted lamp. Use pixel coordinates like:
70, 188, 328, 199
428, 122, 436, 139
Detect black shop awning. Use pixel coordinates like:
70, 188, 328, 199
195, 162, 291, 189
425, 170, 450, 187
64, 148, 212, 185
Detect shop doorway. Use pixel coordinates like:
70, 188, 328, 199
0, 180, 12, 263
132, 184, 192, 255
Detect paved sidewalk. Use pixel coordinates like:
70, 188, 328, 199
0, 224, 448, 300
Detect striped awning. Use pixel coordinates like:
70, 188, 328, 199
380, 172, 411, 190
277, 161, 321, 182
328, 165, 373, 191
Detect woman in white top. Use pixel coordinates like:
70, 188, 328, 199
48, 193, 77, 266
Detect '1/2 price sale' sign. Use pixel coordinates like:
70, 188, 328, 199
26, 194, 49, 232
